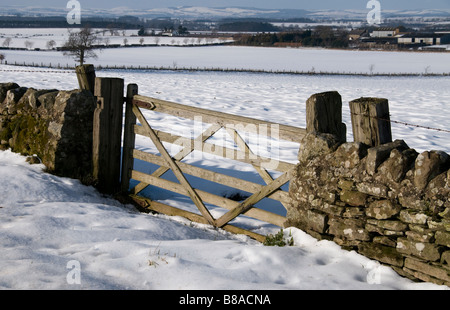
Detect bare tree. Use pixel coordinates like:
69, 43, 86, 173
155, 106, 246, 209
2, 37, 12, 48
24, 40, 34, 50
62, 26, 100, 66
46, 40, 56, 50
0, 53, 5, 64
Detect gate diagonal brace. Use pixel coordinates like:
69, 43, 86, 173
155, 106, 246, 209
225, 127, 290, 211
131, 121, 222, 195
132, 105, 217, 227
215, 169, 292, 228
225, 127, 274, 183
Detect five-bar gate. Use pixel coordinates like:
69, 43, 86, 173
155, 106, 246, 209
121, 84, 306, 242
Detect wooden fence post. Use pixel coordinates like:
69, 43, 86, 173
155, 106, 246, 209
92, 77, 124, 194
306, 91, 346, 142
76, 64, 96, 94
349, 97, 392, 147
121, 84, 138, 193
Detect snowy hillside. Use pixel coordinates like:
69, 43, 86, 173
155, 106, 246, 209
2, 5, 449, 20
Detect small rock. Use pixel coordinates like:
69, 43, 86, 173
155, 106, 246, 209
414, 150, 450, 191
367, 199, 402, 220
399, 209, 429, 225
366, 140, 409, 176
298, 132, 341, 163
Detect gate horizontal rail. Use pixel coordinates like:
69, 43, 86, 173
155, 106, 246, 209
133, 95, 306, 143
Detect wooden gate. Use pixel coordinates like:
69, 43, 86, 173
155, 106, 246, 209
121, 84, 306, 242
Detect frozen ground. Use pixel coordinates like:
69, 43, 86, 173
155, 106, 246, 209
0, 46, 450, 291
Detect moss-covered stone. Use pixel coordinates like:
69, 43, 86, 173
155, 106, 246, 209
0, 86, 96, 182
367, 199, 402, 220
340, 190, 367, 207
435, 231, 450, 247
399, 209, 429, 225
0, 82, 20, 103
328, 218, 370, 241
358, 242, 404, 267
404, 258, 450, 284
397, 237, 443, 261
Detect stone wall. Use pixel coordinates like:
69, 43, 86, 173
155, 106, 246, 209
287, 132, 450, 286
0, 82, 96, 182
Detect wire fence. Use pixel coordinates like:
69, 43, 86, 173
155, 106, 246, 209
350, 112, 450, 135
2, 61, 450, 77
0, 68, 74, 74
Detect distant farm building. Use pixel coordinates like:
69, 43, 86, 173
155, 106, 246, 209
348, 29, 368, 41
398, 33, 450, 46
370, 27, 401, 38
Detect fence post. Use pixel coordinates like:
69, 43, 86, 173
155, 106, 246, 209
306, 91, 346, 142
92, 77, 125, 194
121, 84, 138, 193
76, 64, 96, 94
349, 97, 392, 147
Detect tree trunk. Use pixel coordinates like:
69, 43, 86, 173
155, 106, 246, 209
80, 51, 85, 66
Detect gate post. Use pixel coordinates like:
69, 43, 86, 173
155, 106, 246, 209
349, 97, 392, 147
92, 77, 124, 194
75, 64, 96, 94
306, 91, 346, 142
121, 84, 138, 193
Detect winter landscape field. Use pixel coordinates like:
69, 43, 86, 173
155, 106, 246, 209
1, 27, 450, 291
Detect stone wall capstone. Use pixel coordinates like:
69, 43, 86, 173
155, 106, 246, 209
0, 82, 96, 182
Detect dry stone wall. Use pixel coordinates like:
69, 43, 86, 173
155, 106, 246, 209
287, 132, 450, 286
0, 82, 96, 182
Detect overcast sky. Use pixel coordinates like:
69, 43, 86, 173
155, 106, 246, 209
7, 0, 450, 10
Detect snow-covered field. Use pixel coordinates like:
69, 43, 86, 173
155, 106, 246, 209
2, 65, 449, 154
2, 27, 450, 74
1, 43, 450, 291
3, 44, 450, 75
0, 28, 230, 51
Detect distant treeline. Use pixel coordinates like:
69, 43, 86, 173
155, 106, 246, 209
217, 19, 314, 32
234, 27, 349, 48
0, 16, 316, 32
0, 16, 140, 29
218, 21, 279, 32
